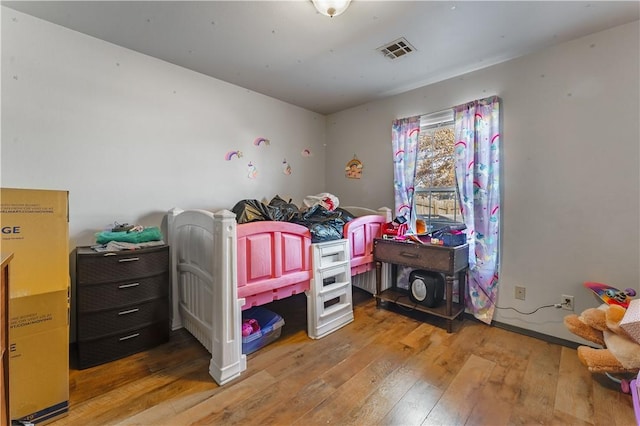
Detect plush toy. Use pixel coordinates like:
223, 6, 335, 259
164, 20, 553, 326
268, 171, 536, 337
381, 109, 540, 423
242, 318, 261, 337
564, 302, 640, 374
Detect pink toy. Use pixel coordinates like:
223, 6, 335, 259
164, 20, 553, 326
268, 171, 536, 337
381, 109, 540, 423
242, 318, 260, 337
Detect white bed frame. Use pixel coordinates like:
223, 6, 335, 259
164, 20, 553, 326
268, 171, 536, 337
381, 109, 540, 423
166, 206, 391, 385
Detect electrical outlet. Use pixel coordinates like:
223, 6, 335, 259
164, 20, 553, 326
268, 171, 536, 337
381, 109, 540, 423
515, 286, 526, 300
561, 294, 574, 311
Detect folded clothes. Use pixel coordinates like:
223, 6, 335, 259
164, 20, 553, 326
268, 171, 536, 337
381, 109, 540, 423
91, 240, 166, 252
95, 226, 164, 245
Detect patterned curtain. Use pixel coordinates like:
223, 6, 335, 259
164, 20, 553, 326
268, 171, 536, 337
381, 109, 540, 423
453, 96, 501, 324
392, 116, 421, 230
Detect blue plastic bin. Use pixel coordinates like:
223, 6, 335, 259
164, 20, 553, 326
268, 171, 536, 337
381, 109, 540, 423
242, 307, 285, 354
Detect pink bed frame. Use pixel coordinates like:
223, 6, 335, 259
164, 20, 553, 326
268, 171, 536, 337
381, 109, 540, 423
343, 214, 386, 276
167, 206, 390, 385
236, 221, 312, 309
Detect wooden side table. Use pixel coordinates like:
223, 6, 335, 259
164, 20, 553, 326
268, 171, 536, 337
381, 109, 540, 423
373, 239, 468, 332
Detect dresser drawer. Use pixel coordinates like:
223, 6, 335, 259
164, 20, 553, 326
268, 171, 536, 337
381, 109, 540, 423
77, 246, 169, 284
78, 274, 168, 312
374, 239, 468, 274
77, 299, 169, 340
77, 322, 169, 369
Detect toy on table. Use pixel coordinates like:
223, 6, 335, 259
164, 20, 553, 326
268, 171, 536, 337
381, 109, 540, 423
382, 216, 408, 239
584, 281, 636, 309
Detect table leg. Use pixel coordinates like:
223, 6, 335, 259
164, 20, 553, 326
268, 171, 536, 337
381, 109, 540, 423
446, 274, 455, 332
458, 269, 467, 321
375, 261, 381, 307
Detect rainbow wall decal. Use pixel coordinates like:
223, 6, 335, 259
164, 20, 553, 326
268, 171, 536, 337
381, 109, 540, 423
254, 137, 270, 146
301, 148, 312, 157
225, 150, 243, 161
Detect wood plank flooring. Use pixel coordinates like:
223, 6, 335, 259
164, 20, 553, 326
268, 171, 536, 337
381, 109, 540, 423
50, 290, 636, 426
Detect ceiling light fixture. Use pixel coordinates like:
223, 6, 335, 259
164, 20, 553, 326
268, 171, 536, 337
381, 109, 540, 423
312, 0, 351, 18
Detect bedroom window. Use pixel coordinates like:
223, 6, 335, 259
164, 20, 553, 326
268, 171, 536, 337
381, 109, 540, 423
414, 109, 463, 232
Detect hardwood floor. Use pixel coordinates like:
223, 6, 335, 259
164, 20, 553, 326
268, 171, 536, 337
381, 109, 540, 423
51, 290, 636, 426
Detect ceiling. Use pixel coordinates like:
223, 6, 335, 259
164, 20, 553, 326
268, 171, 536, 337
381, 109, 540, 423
3, 1, 639, 115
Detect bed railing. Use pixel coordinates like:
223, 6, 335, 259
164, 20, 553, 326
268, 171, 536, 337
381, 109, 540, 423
167, 208, 246, 385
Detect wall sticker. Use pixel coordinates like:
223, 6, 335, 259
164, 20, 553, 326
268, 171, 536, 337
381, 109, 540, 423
345, 156, 363, 179
282, 158, 292, 175
254, 137, 270, 147
247, 161, 258, 179
225, 150, 243, 161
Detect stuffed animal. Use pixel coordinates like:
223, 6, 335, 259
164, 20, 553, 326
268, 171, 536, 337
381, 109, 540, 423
242, 318, 261, 337
564, 302, 640, 374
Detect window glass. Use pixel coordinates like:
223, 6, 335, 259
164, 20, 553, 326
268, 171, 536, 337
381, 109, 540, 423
414, 110, 463, 232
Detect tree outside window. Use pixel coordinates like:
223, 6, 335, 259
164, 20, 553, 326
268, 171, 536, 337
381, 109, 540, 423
414, 113, 463, 232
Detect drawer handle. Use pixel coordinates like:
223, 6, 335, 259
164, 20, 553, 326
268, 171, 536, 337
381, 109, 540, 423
118, 282, 140, 289
400, 251, 419, 259
119, 333, 140, 341
118, 308, 139, 316
118, 257, 140, 263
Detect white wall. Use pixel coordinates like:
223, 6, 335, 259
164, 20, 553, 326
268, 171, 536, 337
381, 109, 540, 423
3, 6, 639, 344
325, 20, 640, 343
1, 7, 327, 248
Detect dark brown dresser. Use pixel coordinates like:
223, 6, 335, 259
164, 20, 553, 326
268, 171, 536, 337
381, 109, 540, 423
75, 245, 170, 369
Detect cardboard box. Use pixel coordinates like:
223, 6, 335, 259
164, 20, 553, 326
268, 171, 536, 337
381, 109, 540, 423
0, 188, 69, 424
9, 290, 69, 425
0, 188, 69, 298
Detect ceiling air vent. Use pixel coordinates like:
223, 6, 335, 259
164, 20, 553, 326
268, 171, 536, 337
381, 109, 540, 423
377, 37, 416, 60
